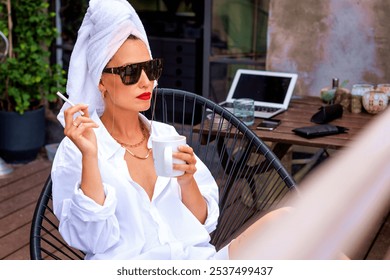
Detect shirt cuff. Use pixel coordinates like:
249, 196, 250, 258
67, 181, 117, 222
202, 194, 219, 233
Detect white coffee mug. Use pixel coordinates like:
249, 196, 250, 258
152, 135, 186, 177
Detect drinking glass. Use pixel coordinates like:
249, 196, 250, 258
233, 98, 255, 126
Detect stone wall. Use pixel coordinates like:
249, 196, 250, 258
266, 0, 390, 96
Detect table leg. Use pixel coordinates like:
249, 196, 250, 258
270, 142, 293, 160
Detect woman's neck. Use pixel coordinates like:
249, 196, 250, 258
100, 110, 144, 142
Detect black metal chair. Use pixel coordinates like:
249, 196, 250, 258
30, 88, 297, 259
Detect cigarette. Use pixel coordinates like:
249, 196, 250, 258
56, 91, 85, 116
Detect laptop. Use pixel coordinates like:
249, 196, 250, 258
219, 69, 298, 119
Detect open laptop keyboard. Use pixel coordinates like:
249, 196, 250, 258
255, 106, 278, 112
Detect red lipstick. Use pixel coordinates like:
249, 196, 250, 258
137, 92, 151, 100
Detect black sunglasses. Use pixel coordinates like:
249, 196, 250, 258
102, 58, 163, 85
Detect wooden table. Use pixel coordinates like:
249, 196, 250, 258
247, 96, 377, 160
195, 95, 376, 182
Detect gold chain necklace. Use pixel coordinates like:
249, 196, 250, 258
115, 126, 147, 148
113, 123, 151, 160
122, 146, 152, 160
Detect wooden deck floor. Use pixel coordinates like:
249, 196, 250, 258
0, 156, 388, 260
0, 157, 51, 260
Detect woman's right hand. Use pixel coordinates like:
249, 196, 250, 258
63, 104, 99, 157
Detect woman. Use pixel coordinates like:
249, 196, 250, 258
52, 0, 288, 260
52, 0, 224, 260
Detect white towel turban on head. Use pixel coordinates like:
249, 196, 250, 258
58, 0, 151, 125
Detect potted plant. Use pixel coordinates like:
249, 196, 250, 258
0, 0, 66, 163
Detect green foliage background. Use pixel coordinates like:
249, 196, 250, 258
0, 0, 66, 114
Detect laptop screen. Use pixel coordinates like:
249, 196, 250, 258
226, 69, 298, 108
233, 74, 292, 104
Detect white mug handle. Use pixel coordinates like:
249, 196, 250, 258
164, 146, 173, 175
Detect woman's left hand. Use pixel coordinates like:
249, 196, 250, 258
173, 145, 197, 186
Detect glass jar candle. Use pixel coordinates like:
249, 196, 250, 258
350, 84, 374, 113
377, 83, 390, 100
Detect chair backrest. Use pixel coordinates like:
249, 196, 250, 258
30, 88, 296, 259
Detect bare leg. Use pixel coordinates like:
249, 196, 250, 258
228, 207, 291, 259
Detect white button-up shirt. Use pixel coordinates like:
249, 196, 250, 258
52, 112, 220, 260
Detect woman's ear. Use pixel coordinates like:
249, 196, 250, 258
98, 79, 107, 97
